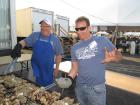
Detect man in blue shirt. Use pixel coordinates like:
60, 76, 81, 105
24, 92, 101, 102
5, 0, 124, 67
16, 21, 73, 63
56, 16, 122, 105
11, 19, 63, 87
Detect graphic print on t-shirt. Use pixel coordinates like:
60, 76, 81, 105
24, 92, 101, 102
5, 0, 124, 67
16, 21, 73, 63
76, 41, 98, 60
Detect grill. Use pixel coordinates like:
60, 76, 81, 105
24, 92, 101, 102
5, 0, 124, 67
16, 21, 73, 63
0, 74, 79, 105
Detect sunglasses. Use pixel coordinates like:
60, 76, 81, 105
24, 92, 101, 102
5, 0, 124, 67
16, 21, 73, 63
75, 27, 87, 31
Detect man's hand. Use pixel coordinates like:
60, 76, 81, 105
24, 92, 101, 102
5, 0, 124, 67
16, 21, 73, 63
55, 76, 73, 88
102, 47, 120, 63
11, 43, 22, 59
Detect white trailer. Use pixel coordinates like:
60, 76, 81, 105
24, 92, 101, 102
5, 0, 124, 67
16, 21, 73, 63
55, 14, 70, 37
0, 0, 16, 56
16, 7, 54, 37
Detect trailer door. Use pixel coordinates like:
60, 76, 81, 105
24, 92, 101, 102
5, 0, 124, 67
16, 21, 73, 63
32, 8, 54, 32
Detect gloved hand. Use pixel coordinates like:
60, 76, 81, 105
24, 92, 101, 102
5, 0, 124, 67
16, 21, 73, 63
55, 76, 73, 89
11, 43, 22, 59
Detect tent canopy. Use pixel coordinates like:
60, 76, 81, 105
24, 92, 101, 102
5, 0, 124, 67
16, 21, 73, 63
16, 0, 140, 26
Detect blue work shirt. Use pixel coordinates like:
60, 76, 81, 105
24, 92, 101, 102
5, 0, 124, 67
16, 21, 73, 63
24, 32, 63, 55
71, 35, 115, 86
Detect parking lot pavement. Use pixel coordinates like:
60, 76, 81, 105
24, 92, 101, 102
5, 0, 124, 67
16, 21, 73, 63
106, 70, 140, 95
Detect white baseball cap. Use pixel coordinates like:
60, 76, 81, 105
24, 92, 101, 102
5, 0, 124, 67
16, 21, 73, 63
39, 19, 52, 26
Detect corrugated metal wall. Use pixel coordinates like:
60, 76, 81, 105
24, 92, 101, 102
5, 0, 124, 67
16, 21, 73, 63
0, 0, 11, 50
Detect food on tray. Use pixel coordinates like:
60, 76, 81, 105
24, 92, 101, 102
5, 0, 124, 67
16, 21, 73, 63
0, 75, 79, 105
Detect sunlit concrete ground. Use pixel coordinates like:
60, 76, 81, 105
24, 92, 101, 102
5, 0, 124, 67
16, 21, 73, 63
106, 70, 140, 95
123, 56, 140, 63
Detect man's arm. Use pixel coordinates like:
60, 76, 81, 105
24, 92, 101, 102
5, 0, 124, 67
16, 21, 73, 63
54, 55, 62, 77
68, 61, 78, 79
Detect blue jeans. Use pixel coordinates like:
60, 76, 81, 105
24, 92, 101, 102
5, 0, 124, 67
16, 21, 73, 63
75, 83, 106, 105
